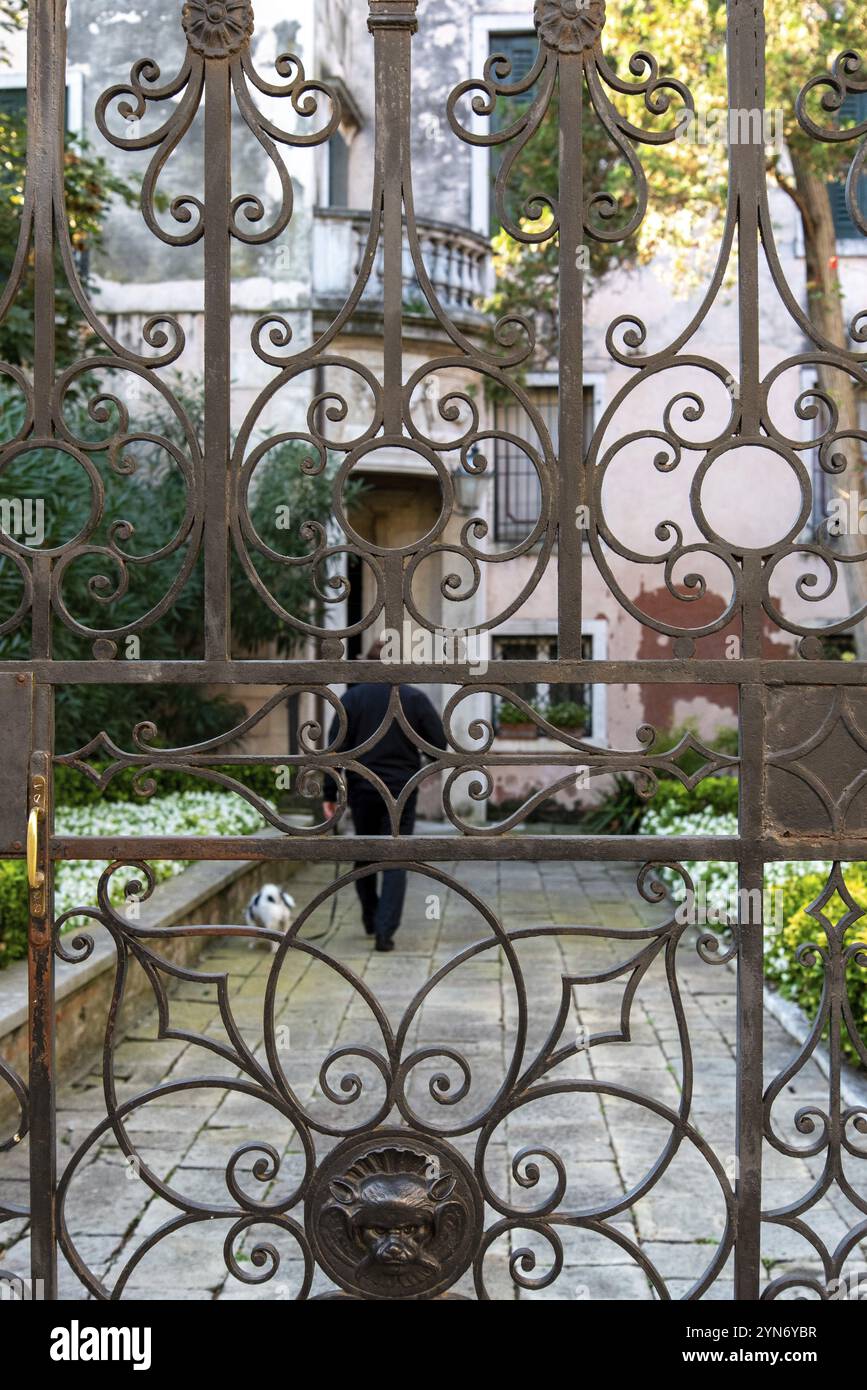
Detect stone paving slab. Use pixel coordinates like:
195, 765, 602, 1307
1, 858, 865, 1301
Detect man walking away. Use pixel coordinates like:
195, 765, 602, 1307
322, 640, 446, 952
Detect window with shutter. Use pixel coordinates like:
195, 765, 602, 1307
0, 79, 79, 128
328, 131, 350, 209
489, 32, 538, 100
0, 86, 26, 119
494, 386, 595, 542
493, 634, 595, 735
488, 31, 538, 231
827, 91, 867, 243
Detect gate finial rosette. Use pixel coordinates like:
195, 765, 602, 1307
534, 0, 606, 53
181, 0, 254, 58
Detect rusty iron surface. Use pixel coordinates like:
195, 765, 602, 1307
0, 0, 865, 1300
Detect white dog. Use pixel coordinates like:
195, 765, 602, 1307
246, 884, 296, 950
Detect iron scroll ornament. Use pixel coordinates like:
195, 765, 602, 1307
52, 859, 737, 1299
11, 0, 866, 651
54, 693, 739, 839
797, 49, 867, 238
449, 0, 867, 649
93, 0, 561, 650
761, 864, 867, 1301
1, 0, 866, 655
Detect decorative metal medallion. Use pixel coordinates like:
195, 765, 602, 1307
306, 1131, 482, 1299
181, 0, 254, 58
533, 0, 606, 53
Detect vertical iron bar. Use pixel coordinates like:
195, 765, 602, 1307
28, 685, 55, 1298
203, 58, 232, 659
728, 0, 767, 1299
729, 0, 764, 435
735, 682, 764, 1299
29, 0, 65, 658
26, 0, 62, 1296
30, 0, 59, 436
557, 53, 584, 659
368, 1, 418, 633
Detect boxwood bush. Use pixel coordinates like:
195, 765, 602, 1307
649, 775, 738, 819
764, 864, 867, 1070
54, 762, 293, 807
0, 860, 28, 969
642, 788, 867, 1070
0, 787, 278, 969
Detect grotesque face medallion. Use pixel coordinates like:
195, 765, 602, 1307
306, 1131, 481, 1299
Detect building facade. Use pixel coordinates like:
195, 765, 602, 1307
4, 0, 865, 814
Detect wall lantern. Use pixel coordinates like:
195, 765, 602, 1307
452, 445, 488, 514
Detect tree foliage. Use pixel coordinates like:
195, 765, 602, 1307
0, 7, 357, 748
488, 0, 867, 340
0, 0, 23, 42
0, 376, 353, 749
0, 112, 138, 369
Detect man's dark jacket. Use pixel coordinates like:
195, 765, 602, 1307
322, 683, 447, 800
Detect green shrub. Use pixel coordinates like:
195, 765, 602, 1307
582, 773, 646, 834
648, 776, 739, 819
646, 721, 739, 781
0, 859, 28, 968
545, 700, 588, 729
764, 863, 867, 1069
588, 773, 739, 839
707, 726, 739, 759
53, 762, 298, 807
0, 377, 362, 750
497, 700, 539, 726
0, 787, 274, 969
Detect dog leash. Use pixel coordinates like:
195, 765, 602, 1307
300, 818, 341, 943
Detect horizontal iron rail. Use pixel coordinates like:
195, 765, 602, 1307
0, 660, 864, 685
46, 833, 863, 862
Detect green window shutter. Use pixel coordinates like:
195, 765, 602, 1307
488, 31, 538, 230
489, 31, 538, 112
827, 91, 867, 241
328, 131, 349, 209
0, 87, 27, 120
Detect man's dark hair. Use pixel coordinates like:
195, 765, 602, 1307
358, 637, 385, 661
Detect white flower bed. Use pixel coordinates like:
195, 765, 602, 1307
640, 803, 827, 931
55, 791, 266, 922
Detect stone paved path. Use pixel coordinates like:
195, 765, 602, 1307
1, 859, 863, 1300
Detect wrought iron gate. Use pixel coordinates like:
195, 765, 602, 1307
1, 0, 866, 1300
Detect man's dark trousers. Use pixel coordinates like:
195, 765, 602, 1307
349, 785, 417, 944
